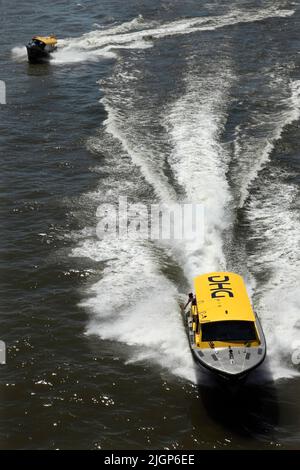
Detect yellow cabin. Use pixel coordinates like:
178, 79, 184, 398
32, 35, 57, 46
191, 272, 261, 349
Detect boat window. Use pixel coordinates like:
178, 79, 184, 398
32, 39, 45, 48
201, 320, 257, 342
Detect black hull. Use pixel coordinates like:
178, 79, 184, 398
26, 46, 52, 64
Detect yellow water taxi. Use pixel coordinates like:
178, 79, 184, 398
26, 35, 57, 63
185, 272, 266, 380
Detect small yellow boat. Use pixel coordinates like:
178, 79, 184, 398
26, 35, 57, 63
185, 272, 266, 380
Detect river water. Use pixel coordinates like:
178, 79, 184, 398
1, 0, 300, 449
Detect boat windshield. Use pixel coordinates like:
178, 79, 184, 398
201, 320, 257, 342
29, 39, 45, 48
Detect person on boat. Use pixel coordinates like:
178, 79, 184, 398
183, 292, 196, 310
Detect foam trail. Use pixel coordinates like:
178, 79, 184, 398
164, 68, 233, 280
246, 168, 300, 379
11, 46, 27, 62
70, 91, 194, 380
50, 7, 294, 64
234, 80, 300, 380
70, 87, 195, 380
235, 80, 300, 207
102, 99, 177, 202
71, 238, 196, 382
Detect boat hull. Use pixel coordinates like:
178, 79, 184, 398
185, 313, 266, 381
26, 45, 55, 64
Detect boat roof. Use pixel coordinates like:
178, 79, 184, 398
194, 272, 256, 324
33, 35, 57, 45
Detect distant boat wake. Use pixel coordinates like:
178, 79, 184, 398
12, 7, 294, 64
